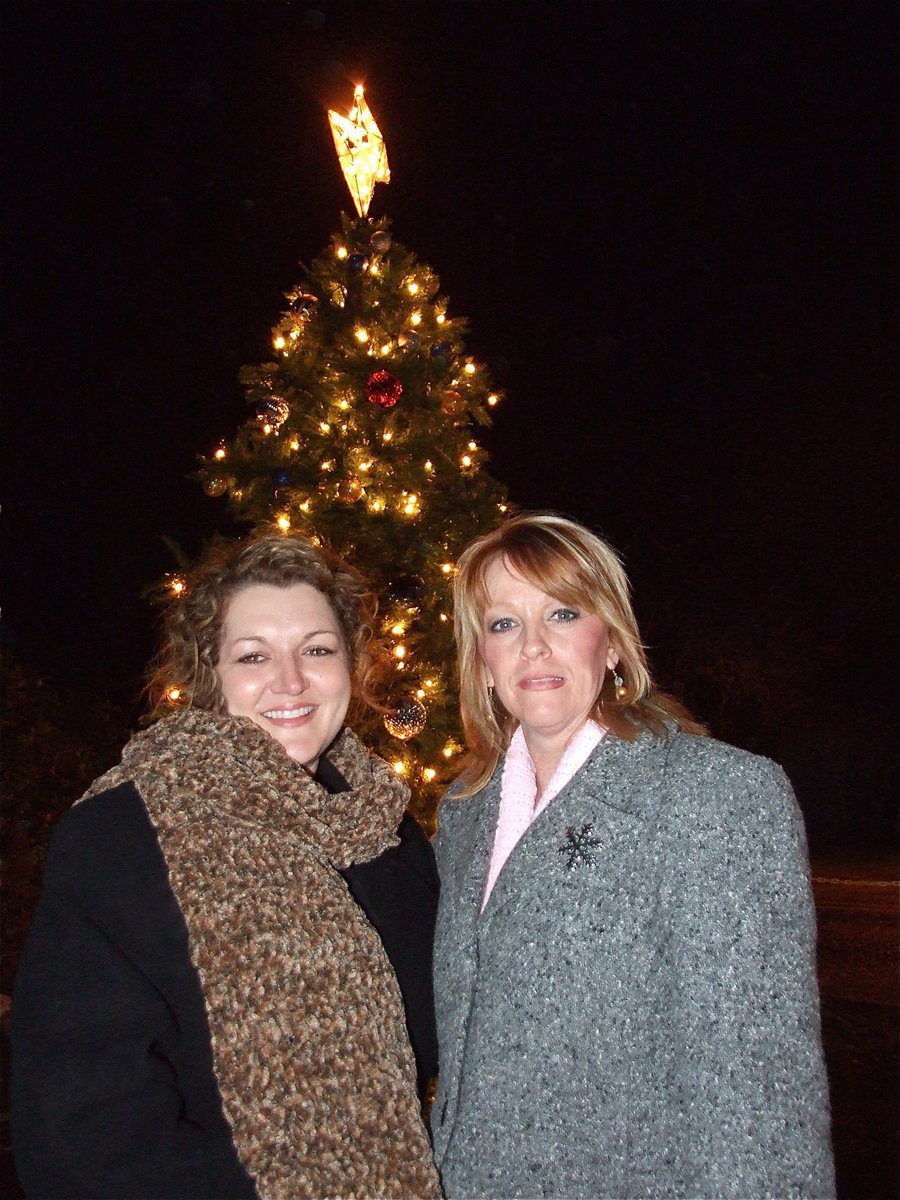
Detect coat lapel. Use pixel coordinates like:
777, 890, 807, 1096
479, 730, 671, 922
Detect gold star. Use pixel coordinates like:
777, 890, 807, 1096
328, 85, 390, 217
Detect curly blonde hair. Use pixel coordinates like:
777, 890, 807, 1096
453, 512, 705, 794
147, 534, 381, 721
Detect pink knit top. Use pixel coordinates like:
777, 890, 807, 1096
481, 720, 606, 910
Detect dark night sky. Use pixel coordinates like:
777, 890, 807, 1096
3, 1, 897, 829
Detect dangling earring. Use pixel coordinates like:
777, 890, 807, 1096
613, 669, 627, 700
487, 684, 494, 704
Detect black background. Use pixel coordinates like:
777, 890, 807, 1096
3, 0, 896, 840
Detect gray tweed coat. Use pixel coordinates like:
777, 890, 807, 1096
432, 728, 835, 1199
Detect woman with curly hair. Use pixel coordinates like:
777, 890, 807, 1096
11, 533, 441, 1200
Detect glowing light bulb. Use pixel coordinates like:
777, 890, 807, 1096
380, 343, 391, 355
170, 578, 185, 596
441, 563, 453, 575
394, 645, 407, 659
407, 281, 420, 296
273, 334, 286, 350
442, 744, 455, 758
382, 431, 393, 442
289, 438, 300, 451
320, 422, 331, 433
461, 454, 472, 468
359, 460, 372, 472
391, 623, 405, 635
393, 760, 407, 775
299, 499, 311, 513
487, 393, 499, 406
424, 459, 433, 471
410, 311, 422, 326
336, 245, 348, 259
499, 503, 508, 513
423, 767, 437, 782
214, 446, 226, 460
167, 687, 182, 702
440, 613, 449, 622
416, 689, 426, 699
339, 399, 350, 410
424, 678, 435, 689
276, 514, 291, 532
468, 441, 477, 450
464, 362, 476, 375
320, 460, 333, 472
436, 312, 446, 325
355, 327, 369, 343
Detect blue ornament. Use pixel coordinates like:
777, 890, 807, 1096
272, 469, 292, 488
430, 342, 451, 359
348, 253, 367, 275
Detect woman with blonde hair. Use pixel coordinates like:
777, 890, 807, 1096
432, 511, 834, 1200
12, 533, 441, 1200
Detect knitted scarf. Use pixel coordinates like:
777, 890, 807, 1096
86, 710, 441, 1200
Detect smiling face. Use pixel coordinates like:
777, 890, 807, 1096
215, 582, 352, 772
479, 555, 618, 775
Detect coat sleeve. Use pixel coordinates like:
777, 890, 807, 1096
11, 790, 258, 1200
666, 752, 835, 1199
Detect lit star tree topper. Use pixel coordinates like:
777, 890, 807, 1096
328, 84, 390, 217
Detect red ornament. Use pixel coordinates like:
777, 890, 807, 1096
366, 369, 403, 408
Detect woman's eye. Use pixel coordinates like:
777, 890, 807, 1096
488, 617, 515, 633
305, 646, 335, 657
237, 652, 266, 664
552, 608, 579, 623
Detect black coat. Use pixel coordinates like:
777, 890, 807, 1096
12, 762, 438, 1199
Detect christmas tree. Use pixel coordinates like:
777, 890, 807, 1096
192, 87, 508, 821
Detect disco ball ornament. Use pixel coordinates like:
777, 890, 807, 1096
256, 398, 289, 429
441, 389, 465, 416
370, 229, 392, 255
203, 476, 228, 498
348, 253, 368, 275
430, 342, 451, 359
366, 369, 403, 408
384, 698, 427, 740
271, 469, 292, 489
397, 330, 421, 352
290, 293, 318, 316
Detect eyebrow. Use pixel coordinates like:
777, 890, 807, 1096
229, 628, 341, 644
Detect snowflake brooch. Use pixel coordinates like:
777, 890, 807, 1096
558, 823, 603, 870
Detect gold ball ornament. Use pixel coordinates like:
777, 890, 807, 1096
336, 476, 364, 503
441, 389, 465, 416
384, 698, 427, 740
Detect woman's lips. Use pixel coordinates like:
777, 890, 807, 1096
517, 675, 564, 690
261, 704, 315, 724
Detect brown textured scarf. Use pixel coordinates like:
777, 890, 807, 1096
87, 710, 441, 1200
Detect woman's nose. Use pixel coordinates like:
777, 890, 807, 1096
273, 657, 307, 693
520, 625, 550, 658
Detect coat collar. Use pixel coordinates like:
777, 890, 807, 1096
449, 726, 675, 929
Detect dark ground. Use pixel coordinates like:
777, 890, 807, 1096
2, 853, 897, 1199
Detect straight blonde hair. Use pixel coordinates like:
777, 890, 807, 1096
452, 512, 704, 794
